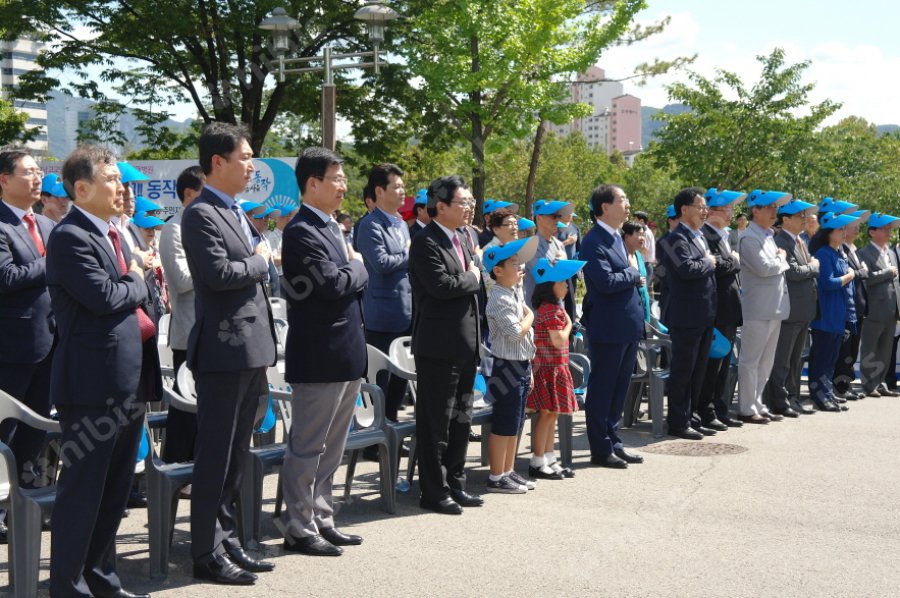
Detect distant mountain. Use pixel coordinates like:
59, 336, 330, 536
641, 103, 689, 147
877, 124, 900, 136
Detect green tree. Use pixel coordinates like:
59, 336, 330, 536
650, 48, 840, 189
0, 97, 35, 146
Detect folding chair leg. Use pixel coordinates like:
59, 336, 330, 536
377, 441, 396, 514
405, 438, 417, 482
343, 449, 360, 504
558, 414, 573, 468
649, 375, 666, 438
9, 497, 43, 598
273, 468, 284, 518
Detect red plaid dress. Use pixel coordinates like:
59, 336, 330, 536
527, 302, 576, 413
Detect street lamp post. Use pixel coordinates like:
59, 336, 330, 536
258, 3, 398, 150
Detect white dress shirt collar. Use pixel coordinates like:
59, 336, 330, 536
2, 200, 31, 222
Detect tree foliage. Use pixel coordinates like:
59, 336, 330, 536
0, 97, 35, 146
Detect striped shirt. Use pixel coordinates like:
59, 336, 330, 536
486, 284, 536, 361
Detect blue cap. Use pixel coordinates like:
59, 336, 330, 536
518, 217, 535, 231
817, 197, 857, 215
131, 212, 165, 229
238, 200, 264, 213
532, 200, 546, 215
482, 199, 496, 213
556, 221, 567, 229
847, 209, 870, 226
41, 173, 67, 198
482, 237, 539, 272
116, 162, 149, 184
532, 257, 586, 284
253, 207, 277, 219
666, 204, 676, 219
746, 189, 792, 208
819, 212, 856, 230
414, 189, 428, 206
709, 328, 732, 359
534, 200, 574, 216
276, 202, 300, 216
134, 196, 162, 214
706, 188, 747, 208
778, 199, 816, 216
868, 212, 900, 229
484, 200, 517, 214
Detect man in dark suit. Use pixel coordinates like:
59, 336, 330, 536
0, 147, 57, 541
181, 123, 277, 585
279, 147, 369, 556
764, 200, 819, 416
358, 163, 412, 424
657, 188, 717, 440
408, 189, 430, 239
652, 204, 679, 308
409, 175, 484, 515
698, 189, 746, 429
46, 145, 155, 598
835, 217, 869, 400
581, 184, 645, 468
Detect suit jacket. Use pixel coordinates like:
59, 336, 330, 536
581, 222, 644, 344
282, 205, 368, 383
857, 242, 900, 322
409, 221, 481, 361
408, 220, 425, 239
737, 222, 790, 321
774, 229, 818, 323
843, 243, 869, 319
159, 209, 195, 351
180, 188, 277, 374
358, 208, 412, 333
702, 222, 742, 327
657, 223, 717, 328
46, 208, 155, 407
0, 202, 55, 364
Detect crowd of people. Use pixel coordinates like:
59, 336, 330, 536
0, 123, 898, 596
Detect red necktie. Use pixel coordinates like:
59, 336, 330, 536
22, 213, 45, 256
108, 227, 157, 342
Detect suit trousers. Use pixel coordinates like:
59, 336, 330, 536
888, 334, 899, 389
833, 328, 860, 395
366, 327, 412, 422
49, 402, 145, 598
666, 326, 714, 431
764, 320, 810, 411
808, 329, 843, 406
161, 349, 198, 463
414, 355, 475, 504
738, 319, 781, 416
0, 349, 54, 487
190, 368, 267, 563
698, 325, 737, 423
586, 341, 638, 457
859, 318, 896, 392
280, 379, 360, 539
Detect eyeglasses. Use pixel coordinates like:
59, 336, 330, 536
498, 221, 518, 228
13, 169, 44, 179
690, 204, 709, 212
451, 200, 475, 209
313, 174, 348, 186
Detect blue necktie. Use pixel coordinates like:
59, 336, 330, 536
230, 204, 256, 248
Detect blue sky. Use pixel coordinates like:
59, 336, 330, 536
601, 1, 899, 125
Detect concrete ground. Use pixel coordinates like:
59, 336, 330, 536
5, 393, 900, 598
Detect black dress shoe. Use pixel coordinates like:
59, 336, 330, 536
468, 432, 482, 442
127, 491, 148, 509
419, 496, 463, 515
93, 590, 151, 598
772, 407, 799, 418
833, 395, 847, 404
283, 534, 343, 556
320, 527, 363, 546
815, 400, 840, 412
702, 419, 729, 432
737, 414, 769, 425
449, 489, 484, 507
789, 398, 815, 414
669, 427, 704, 440
720, 416, 744, 428
613, 448, 644, 464
590, 454, 628, 469
693, 425, 717, 436
224, 545, 275, 572
878, 384, 900, 397
762, 412, 784, 422
837, 402, 849, 411
193, 555, 257, 585
528, 465, 564, 480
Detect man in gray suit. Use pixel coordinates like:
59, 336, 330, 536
764, 200, 818, 416
857, 213, 900, 397
737, 190, 791, 424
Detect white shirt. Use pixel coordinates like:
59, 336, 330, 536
595, 217, 627, 262
2, 200, 30, 225
73, 205, 115, 254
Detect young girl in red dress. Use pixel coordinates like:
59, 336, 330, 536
527, 258, 586, 480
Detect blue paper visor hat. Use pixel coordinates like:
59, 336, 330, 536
134, 196, 162, 214
132, 212, 165, 229
41, 173, 68, 198
746, 189, 792, 208
817, 197, 857, 215
482, 236, 539, 272
777, 199, 816, 216
517, 217, 535, 231
531, 257, 587, 284
868, 212, 900, 229
819, 212, 856, 230
116, 162, 149, 184
705, 188, 747, 208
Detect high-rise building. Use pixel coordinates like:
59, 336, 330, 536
551, 66, 642, 159
1, 37, 48, 153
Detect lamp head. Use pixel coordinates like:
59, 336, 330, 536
353, 2, 399, 44
259, 7, 300, 56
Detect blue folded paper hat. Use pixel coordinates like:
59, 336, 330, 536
868, 212, 900, 229
534, 200, 574, 216
847, 209, 870, 226
778, 199, 816, 216
253, 207, 277, 219
666, 204, 676, 219
532, 257, 586, 284
819, 212, 856, 230
706, 189, 747, 208
134, 196, 162, 214
556, 221, 567, 229
132, 212, 165, 229
41, 173, 68, 198
709, 328, 732, 359
117, 162, 149, 184
484, 200, 517, 215
817, 197, 857, 215
276, 202, 300, 216
746, 189, 792, 208
414, 189, 428, 206
238, 200, 264, 213
517, 217, 535, 231
482, 236, 539, 272
532, 200, 546, 215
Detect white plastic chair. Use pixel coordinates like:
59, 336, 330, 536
269, 297, 287, 320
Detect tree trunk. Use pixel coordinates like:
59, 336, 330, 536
525, 118, 549, 214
